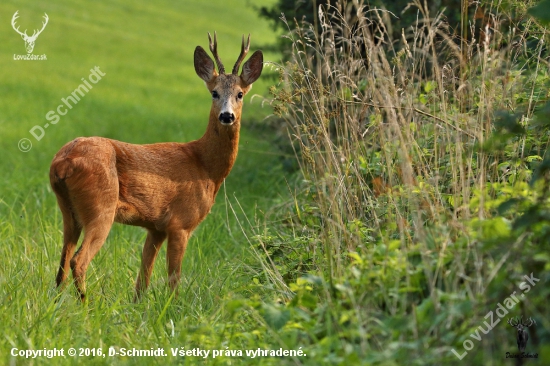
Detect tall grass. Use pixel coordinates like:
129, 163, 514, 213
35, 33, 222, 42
259, 0, 550, 363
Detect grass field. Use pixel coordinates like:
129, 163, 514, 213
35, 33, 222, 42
0, 1, 292, 365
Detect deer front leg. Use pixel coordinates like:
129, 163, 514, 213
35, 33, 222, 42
134, 229, 167, 301
166, 229, 190, 295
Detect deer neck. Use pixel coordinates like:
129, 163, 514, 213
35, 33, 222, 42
195, 109, 240, 184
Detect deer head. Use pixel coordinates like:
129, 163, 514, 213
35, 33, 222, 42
11, 11, 49, 54
193, 32, 263, 126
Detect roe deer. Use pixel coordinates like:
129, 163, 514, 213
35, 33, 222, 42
50, 33, 263, 300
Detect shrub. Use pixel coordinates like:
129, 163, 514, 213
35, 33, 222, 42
250, 0, 550, 363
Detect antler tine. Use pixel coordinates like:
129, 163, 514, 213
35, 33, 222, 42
42, 13, 49, 28
11, 10, 19, 25
11, 11, 28, 37
32, 13, 49, 38
523, 317, 535, 327
232, 34, 250, 75
208, 31, 225, 74
507, 317, 518, 327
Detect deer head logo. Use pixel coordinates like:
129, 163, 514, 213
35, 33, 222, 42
11, 11, 49, 54
507, 316, 536, 352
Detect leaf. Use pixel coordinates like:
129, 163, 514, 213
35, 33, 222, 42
528, 0, 550, 24
416, 297, 434, 324
497, 198, 522, 215
494, 111, 525, 135
301, 274, 324, 286
260, 303, 290, 330
299, 292, 318, 310
419, 94, 428, 105
480, 217, 511, 240
533, 253, 550, 263
530, 156, 550, 185
424, 80, 435, 93
526, 155, 543, 163
513, 206, 540, 230
347, 251, 363, 265
388, 240, 401, 250
226, 299, 245, 314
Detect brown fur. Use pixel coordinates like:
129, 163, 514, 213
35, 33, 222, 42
50, 36, 263, 300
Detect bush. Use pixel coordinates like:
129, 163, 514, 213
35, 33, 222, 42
250, 0, 550, 363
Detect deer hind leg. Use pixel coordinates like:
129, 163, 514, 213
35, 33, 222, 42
55, 206, 82, 288
63, 165, 118, 300
69, 183, 117, 300
70, 213, 115, 300
134, 229, 167, 301
166, 229, 190, 295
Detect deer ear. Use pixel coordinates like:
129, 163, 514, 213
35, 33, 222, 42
240, 50, 263, 86
194, 46, 216, 83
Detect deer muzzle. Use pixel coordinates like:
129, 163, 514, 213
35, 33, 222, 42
219, 112, 235, 125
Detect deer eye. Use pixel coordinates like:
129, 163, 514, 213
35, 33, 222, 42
237, 92, 243, 100
212, 91, 219, 99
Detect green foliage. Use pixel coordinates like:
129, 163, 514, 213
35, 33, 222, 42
255, 0, 550, 364
529, 0, 550, 24
257, 0, 527, 59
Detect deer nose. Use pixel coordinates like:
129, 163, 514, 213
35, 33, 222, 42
219, 112, 235, 124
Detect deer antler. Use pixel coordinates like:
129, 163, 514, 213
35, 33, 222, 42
11, 11, 48, 41
11, 11, 28, 37
30, 13, 49, 39
521, 317, 536, 327
232, 34, 250, 75
507, 317, 519, 327
208, 32, 225, 74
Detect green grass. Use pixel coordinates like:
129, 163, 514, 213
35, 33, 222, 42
0, 1, 293, 365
